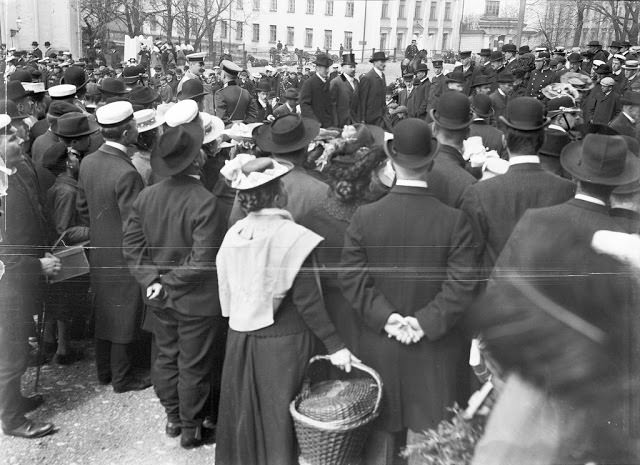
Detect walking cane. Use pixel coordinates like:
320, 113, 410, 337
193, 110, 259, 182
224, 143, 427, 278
34, 298, 46, 393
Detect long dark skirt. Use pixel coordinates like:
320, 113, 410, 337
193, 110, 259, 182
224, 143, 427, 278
216, 328, 315, 465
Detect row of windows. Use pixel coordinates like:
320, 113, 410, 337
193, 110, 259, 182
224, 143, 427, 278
380, 1, 451, 21
221, 22, 353, 50
243, 0, 354, 16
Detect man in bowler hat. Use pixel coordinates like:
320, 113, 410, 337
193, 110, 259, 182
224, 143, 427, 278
299, 53, 334, 128
471, 134, 640, 464
460, 97, 575, 276
123, 106, 228, 449
330, 53, 359, 127
273, 88, 300, 118
357, 51, 389, 128
340, 118, 477, 465
427, 91, 477, 208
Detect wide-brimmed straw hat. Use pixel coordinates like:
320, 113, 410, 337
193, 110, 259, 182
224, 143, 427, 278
200, 112, 225, 144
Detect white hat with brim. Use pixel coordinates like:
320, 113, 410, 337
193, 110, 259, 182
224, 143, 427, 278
165, 100, 199, 127
220, 153, 293, 190
96, 101, 134, 126
134, 109, 164, 133
0, 114, 12, 131
200, 112, 225, 144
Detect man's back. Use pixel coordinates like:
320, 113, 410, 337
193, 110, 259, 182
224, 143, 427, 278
460, 163, 576, 270
427, 144, 477, 208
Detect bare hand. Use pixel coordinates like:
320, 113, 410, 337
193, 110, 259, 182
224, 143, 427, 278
40, 253, 61, 277
329, 348, 360, 373
146, 282, 164, 300
404, 316, 425, 343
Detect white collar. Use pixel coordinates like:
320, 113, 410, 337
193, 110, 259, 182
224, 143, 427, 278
498, 88, 506, 97
509, 155, 540, 165
373, 67, 383, 78
258, 99, 267, 108
188, 174, 200, 180
396, 179, 428, 188
614, 70, 621, 75
105, 141, 128, 154
624, 111, 636, 124
420, 76, 429, 83
343, 73, 355, 82
575, 193, 606, 206
316, 72, 326, 83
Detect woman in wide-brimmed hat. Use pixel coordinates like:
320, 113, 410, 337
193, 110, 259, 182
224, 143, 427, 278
215, 154, 357, 465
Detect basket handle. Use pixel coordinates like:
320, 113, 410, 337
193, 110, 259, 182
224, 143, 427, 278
306, 354, 384, 416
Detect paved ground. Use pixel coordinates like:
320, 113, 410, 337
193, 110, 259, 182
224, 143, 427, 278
1, 342, 215, 465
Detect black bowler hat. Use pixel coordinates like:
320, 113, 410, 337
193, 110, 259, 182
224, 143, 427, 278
588, 40, 602, 47
128, 86, 160, 107
257, 81, 272, 92
471, 74, 492, 88
502, 43, 517, 53
52, 113, 100, 138
518, 45, 531, 54
459, 51, 472, 58
369, 51, 388, 63
62, 66, 89, 89
594, 63, 612, 74
610, 40, 622, 49
490, 51, 504, 62
253, 114, 320, 153
430, 91, 473, 130
314, 54, 334, 67
384, 118, 437, 169
500, 97, 550, 131
415, 62, 429, 73
567, 52, 583, 63
32, 41, 39, 47
178, 79, 208, 100
561, 134, 640, 185
98, 77, 130, 95
497, 72, 515, 83
445, 71, 465, 84
151, 123, 205, 177
538, 128, 570, 158
471, 94, 493, 118
535, 51, 551, 60
9, 69, 33, 83
479, 48, 491, 57
341, 53, 357, 66
283, 88, 299, 100
6, 81, 30, 101
41, 142, 68, 172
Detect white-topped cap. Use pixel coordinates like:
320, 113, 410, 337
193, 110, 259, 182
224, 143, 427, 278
164, 100, 199, 127
0, 114, 12, 131
200, 112, 225, 144
96, 101, 134, 126
186, 52, 207, 61
49, 84, 77, 98
134, 109, 164, 133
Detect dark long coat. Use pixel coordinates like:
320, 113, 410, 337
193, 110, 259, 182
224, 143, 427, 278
489, 90, 509, 129
122, 175, 226, 316
339, 185, 477, 432
610, 112, 638, 138
453, 62, 481, 95
77, 143, 144, 343
398, 87, 419, 118
357, 68, 387, 126
584, 87, 622, 125
412, 77, 431, 119
299, 73, 333, 128
460, 162, 575, 274
469, 120, 506, 158
329, 74, 358, 127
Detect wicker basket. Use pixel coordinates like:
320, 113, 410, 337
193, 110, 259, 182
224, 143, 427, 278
290, 355, 383, 465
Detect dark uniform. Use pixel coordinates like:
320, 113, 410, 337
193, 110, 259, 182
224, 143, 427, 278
526, 68, 557, 100
214, 61, 258, 125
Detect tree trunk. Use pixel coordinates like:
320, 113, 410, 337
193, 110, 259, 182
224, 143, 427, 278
165, 0, 173, 41
573, 1, 585, 47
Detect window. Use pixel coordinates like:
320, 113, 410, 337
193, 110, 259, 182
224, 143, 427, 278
444, 2, 451, 20
270, 0, 277, 11
221, 20, 228, 38
287, 0, 294, 12
149, 15, 160, 33
442, 32, 449, 48
485, 0, 499, 16
253, 24, 260, 41
253, 0, 259, 10
324, 30, 332, 50
381, 1, 389, 18
396, 33, 403, 52
270, 25, 277, 42
325, 0, 333, 15
287, 27, 294, 46
305, 28, 313, 48
236, 0, 242, 9
429, 1, 437, 20
415, 1, 422, 18
236, 21, 243, 40
380, 33, 388, 52
307, 0, 314, 14
345, 1, 354, 17
398, 0, 406, 19
344, 31, 352, 50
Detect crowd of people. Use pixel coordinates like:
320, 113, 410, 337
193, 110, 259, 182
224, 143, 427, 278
1, 34, 640, 465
